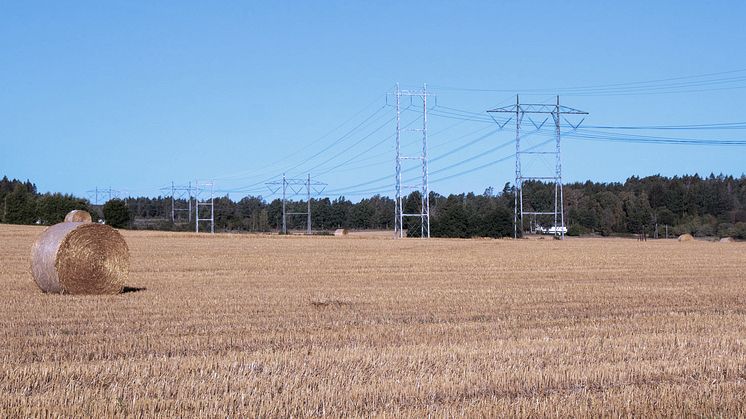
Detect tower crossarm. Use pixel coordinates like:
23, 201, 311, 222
488, 104, 588, 115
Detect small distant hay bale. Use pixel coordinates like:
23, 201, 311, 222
334, 228, 349, 236
678, 233, 694, 242
720, 237, 734, 243
64, 210, 92, 223
30, 222, 129, 294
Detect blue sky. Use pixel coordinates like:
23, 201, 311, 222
2, 1, 745, 201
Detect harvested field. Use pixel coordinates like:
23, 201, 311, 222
1, 224, 746, 416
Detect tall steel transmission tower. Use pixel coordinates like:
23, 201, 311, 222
86, 187, 121, 205
194, 180, 214, 233
160, 181, 193, 223
266, 174, 327, 234
392, 83, 434, 239
488, 95, 587, 239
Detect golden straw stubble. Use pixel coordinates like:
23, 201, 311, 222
4, 225, 746, 416
64, 210, 93, 223
30, 222, 129, 294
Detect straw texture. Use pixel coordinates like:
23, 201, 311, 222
678, 233, 695, 242
30, 223, 129, 294
64, 210, 93, 223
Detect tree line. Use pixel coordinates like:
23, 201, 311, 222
1, 176, 129, 228
2, 173, 745, 239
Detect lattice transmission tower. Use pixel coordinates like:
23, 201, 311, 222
488, 95, 587, 239
86, 187, 121, 206
160, 181, 193, 223
194, 180, 214, 233
266, 174, 326, 234
391, 83, 434, 239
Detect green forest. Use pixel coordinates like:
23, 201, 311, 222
2, 174, 745, 239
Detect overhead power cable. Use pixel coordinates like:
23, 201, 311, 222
323, 128, 556, 197
322, 127, 505, 195
212, 95, 386, 181
287, 114, 397, 177
216, 105, 394, 192
566, 129, 746, 146
583, 122, 746, 130
428, 68, 746, 96
317, 120, 495, 177
327, 136, 558, 197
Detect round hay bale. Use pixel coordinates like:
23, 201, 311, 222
30, 222, 129, 294
64, 210, 93, 223
720, 237, 734, 243
678, 233, 694, 242
334, 228, 349, 236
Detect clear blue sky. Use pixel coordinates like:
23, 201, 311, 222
2, 1, 745, 201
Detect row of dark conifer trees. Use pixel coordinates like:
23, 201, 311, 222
2, 174, 745, 238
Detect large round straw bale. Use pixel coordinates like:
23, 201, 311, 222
720, 237, 734, 243
334, 228, 349, 236
678, 233, 694, 242
30, 222, 129, 294
64, 210, 93, 223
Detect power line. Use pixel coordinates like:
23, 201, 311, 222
255, 109, 509, 197
281, 106, 393, 176
212, 95, 386, 181
317, 117, 493, 177
145, 75, 746, 206
212, 106, 393, 193
322, 127, 503, 195
313, 116, 420, 176
290, 114, 399, 177
324, 127, 557, 197
567, 128, 746, 146
428, 68, 746, 96
583, 122, 746, 130
324, 137, 559, 198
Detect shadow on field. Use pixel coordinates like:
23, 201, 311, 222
310, 299, 353, 309
122, 286, 147, 294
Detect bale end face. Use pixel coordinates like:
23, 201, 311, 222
30, 223, 129, 295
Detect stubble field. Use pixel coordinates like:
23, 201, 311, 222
1, 224, 745, 417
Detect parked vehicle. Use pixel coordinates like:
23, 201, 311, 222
535, 225, 567, 235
